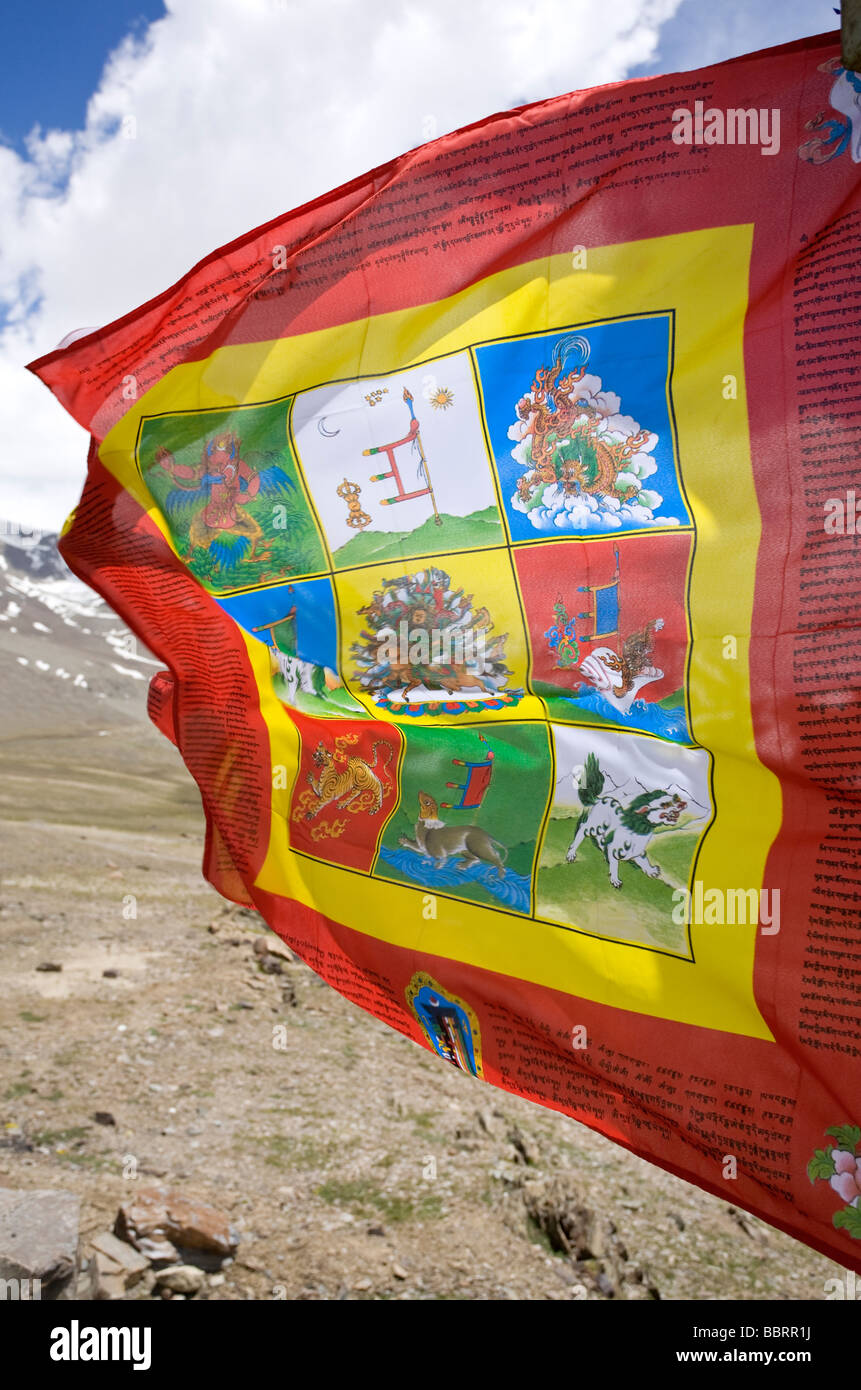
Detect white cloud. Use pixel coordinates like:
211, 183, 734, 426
2, 0, 689, 528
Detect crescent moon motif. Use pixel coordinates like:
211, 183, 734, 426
318, 416, 340, 437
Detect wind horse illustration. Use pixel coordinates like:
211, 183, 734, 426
545, 545, 666, 716
363, 387, 442, 526
154, 430, 295, 572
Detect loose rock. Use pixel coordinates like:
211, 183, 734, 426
90, 1230, 150, 1300
155, 1264, 206, 1295
0, 1187, 80, 1299
508, 1126, 541, 1166
115, 1187, 239, 1269
522, 1176, 608, 1260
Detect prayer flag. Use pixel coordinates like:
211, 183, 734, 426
30, 31, 861, 1270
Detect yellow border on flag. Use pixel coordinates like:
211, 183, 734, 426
97, 225, 781, 1038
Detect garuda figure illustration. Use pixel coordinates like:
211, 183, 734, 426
799, 58, 861, 164
155, 431, 294, 572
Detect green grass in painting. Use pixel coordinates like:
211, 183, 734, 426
536, 813, 696, 954
332, 506, 502, 568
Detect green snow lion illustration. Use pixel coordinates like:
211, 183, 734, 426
565, 753, 687, 889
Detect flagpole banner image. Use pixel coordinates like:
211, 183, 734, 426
30, 32, 861, 1270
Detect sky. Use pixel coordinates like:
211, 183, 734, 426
0, 0, 839, 531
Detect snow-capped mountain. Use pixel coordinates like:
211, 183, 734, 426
607, 774, 710, 825
555, 760, 711, 826
0, 524, 162, 737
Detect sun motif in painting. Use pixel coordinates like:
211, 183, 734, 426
291, 352, 502, 569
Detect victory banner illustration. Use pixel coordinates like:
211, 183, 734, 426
29, 31, 861, 1274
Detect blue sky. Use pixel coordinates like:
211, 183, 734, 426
0, 3, 166, 150
0, 0, 841, 530
0, 0, 836, 150
631, 0, 838, 78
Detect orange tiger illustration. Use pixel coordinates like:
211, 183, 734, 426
302, 738, 393, 821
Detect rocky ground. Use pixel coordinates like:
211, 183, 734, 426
0, 714, 848, 1302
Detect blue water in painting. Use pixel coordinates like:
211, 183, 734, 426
378, 847, 532, 914
559, 684, 691, 743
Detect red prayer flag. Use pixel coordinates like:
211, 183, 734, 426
29, 31, 861, 1270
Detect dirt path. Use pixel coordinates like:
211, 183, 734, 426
0, 732, 845, 1301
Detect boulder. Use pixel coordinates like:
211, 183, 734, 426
0, 1188, 80, 1299
521, 1175, 661, 1301
522, 1175, 608, 1260
115, 1187, 239, 1269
